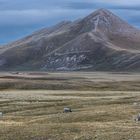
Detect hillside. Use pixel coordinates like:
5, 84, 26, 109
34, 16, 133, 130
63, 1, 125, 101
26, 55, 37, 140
0, 9, 140, 71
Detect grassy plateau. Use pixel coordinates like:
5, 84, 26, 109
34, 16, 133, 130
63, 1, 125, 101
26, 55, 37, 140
0, 72, 140, 140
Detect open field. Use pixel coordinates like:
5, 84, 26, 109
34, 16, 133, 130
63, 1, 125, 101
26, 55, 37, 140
0, 72, 140, 140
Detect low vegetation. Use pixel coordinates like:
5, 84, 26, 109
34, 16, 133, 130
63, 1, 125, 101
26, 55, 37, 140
0, 72, 140, 140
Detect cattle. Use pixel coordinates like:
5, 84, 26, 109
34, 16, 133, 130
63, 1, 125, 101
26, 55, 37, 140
63, 107, 72, 113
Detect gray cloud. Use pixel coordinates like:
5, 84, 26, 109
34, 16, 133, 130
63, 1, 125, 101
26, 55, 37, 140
0, 0, 140, 44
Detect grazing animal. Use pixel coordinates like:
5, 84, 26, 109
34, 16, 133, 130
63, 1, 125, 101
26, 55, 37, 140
133, 102, 138, 106
0, 112, 3, 117
63, 107, 72, 113
134, 113, 140, 122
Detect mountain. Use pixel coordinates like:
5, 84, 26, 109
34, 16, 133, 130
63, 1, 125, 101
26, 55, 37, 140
1, 8, 140, 71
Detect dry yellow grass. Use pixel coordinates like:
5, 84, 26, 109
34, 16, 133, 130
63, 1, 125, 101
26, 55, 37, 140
0, 72, 140, 140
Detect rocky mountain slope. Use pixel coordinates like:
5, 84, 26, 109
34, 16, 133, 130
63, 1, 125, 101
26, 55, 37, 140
1, 9, 140, 71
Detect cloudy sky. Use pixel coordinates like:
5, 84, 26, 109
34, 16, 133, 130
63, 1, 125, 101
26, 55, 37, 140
0, 0, 140, 44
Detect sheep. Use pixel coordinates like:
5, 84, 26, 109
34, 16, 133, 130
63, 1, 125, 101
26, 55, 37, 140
133, 102, 138, 106
0, 112, 3, 117
63, 107, 72, 113
134, 113, 140, 122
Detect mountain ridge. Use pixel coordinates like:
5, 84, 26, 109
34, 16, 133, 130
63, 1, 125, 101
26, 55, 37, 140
1, 9, 140, 71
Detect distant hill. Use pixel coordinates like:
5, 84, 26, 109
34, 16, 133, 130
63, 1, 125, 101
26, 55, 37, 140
1, 9, 140, 71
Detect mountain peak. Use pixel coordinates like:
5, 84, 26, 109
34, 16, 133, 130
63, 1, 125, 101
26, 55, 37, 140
1, 9, 140, 71
88, 8, 113, 17
81, 8, 135, 34
95, 8, 111, 14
